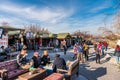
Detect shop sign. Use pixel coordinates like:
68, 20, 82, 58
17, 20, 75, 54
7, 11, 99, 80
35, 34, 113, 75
0, 34, 8, 48
26, 32, 34, 39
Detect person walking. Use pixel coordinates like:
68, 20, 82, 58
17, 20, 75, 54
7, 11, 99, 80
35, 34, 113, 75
94, 44, 101, 64
73, 44, 78, 60
97, 42, 102, 50
101, 42, 105, 55
15, 40, 20, 51
83, 42, 89, 61
104, 41, 108, 51
114, 45, 120, 64
62, 40, 67, 55
77, 43, 84, 63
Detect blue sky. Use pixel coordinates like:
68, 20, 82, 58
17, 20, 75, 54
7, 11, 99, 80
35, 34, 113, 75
0, 0, 119, 34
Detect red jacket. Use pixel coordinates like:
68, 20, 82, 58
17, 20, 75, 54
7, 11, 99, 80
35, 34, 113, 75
103, 42, 108, 47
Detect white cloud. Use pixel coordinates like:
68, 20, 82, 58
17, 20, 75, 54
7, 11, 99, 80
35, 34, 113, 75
0, 1, 114, 35
0, 3, 74, 24
0, 3, 75, 33
0, 15, 30, 28
89, 1, 111, 13
90, 6, 108, 13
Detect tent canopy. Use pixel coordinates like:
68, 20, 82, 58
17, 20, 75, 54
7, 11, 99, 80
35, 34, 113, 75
57, 33, 71, 39
8, 31, 20, 35
37, 33, 57, 38
49, 33, 57, 38
0, 26, 25, 32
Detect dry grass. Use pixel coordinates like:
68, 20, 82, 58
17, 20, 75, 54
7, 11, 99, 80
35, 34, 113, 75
107, 40, 117, 48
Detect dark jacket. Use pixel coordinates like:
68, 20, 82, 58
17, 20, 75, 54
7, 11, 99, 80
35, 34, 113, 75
32, 56, 41, 68
52, 57, 66, 72
114, 50, 120, 57
17, 54, 28, 66
41, 55, 50, 66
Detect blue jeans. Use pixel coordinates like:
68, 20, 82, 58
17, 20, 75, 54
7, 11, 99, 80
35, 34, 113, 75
102, 49, 104, 55
116, 56, 120, 64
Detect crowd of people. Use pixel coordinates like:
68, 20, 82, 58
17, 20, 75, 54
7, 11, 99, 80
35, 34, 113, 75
1, 37, 120, 78
17, 46, 51, 68
0, 45, 11, 59
73, 42, 89, 63
16, 45, 67, 74
94, 41, 120, 64
72, 41, 109, 64
93, 41, 108, 64
0, 40, 23, 60
15, 40, 93, 74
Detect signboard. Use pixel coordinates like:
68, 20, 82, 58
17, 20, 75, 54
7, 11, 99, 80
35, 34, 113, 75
26, 32, 34, 39
0, 28, 4, 38
0, 34, 8, 48
42, 34, 49, 38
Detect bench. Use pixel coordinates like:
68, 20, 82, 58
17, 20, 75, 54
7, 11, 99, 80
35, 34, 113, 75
57, 59, 79, 80
0, 59, 29, 80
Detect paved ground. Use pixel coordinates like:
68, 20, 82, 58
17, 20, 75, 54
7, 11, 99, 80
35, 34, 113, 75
44, 47, 120, 80
10, 46, 120, 80
75, 47, 120, 80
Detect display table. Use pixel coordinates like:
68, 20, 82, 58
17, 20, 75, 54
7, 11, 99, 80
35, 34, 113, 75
19, 68, 47, 80
43, 62, 53, 75
43, 73, 64, 80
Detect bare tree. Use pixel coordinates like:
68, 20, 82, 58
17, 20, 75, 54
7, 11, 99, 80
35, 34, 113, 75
113, 10, 120, 34
1, 22, 9, 26
24, 24, 50, 34
72, 30, 93, 39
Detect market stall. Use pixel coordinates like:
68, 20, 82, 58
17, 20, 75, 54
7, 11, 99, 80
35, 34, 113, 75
57, 33, 72, 48
0, 26, 25, 50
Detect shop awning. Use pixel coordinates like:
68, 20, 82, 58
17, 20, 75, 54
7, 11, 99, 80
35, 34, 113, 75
8, 31, 20, 35
42, 34, 49, 38
0, 26, 25, 32
57, 33, 71, 39
49, 33, 57, 38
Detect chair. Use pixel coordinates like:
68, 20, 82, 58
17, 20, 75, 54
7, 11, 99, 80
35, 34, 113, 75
57, 59, 79, 80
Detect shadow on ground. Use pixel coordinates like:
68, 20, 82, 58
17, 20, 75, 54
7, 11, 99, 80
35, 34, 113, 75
79, 63, 107, 80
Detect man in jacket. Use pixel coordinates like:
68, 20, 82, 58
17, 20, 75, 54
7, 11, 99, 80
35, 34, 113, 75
52, 54, 67, 72
17, 45, 33, 69
32, 52, 41, 68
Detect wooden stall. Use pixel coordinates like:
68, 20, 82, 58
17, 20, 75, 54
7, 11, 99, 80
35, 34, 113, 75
57, 33, 72, 48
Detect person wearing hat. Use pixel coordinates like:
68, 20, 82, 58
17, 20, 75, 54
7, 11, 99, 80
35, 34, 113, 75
16, 45, 33, 69
32, 52, 41, 68
52, 54, 67, 72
